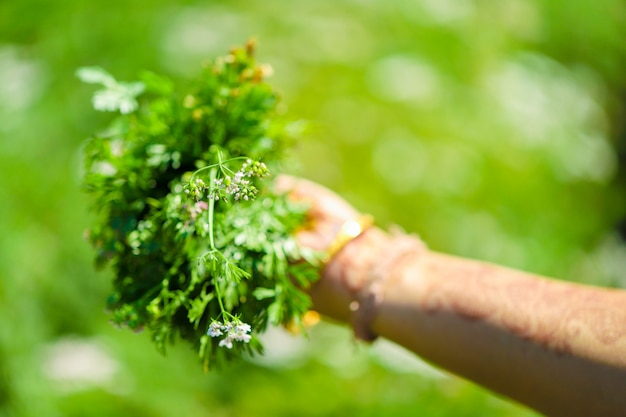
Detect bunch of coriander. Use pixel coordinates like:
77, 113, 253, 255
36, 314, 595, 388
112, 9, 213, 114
80, 41, 319, 370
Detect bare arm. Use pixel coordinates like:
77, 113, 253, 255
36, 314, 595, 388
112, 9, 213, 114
351, 233, 626, 417
278, 176, 626, 417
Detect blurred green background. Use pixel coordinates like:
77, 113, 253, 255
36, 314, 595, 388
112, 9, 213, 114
1, 0, 625, 416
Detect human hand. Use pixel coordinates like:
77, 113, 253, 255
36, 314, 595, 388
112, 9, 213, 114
274, 175, 393, 326
274, 175, 361, 252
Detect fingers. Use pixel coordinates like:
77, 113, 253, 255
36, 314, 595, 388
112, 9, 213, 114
273, 174, 300, 195
274, 175, 359, 221
274, 175, 362, 252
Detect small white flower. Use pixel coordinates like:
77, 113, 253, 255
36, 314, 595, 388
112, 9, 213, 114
235, 323, 251, 333
207, 322, 223, 337
211, 320, 252, 348
218, 337, 233, 349
234, 333, 251, 343
230, 322, 252, 343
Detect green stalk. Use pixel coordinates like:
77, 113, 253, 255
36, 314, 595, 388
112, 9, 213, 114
190, 156, 247, 182
208, 167, 217, 251
214, 271, 227, 317
207, 166, 227, 317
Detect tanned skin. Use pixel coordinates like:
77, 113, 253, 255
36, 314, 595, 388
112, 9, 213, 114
277, 176, 626, 417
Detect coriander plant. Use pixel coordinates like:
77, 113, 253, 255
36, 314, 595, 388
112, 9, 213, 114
80, 42, 319, 371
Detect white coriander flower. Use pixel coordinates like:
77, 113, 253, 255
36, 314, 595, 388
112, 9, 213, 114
236, 333, 251, 343
219, 337, 233, 349
235, 323, 251, 333
212, 321, 253, 348
231, 322, 252, 343
207, 322, 223, 337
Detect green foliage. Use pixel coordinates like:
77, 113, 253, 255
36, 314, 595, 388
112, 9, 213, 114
81, 42, 319, 370
2, 0, 625, 416
76, 67, 145, 114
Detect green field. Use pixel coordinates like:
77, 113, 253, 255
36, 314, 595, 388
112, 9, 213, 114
1, 1, 625, 415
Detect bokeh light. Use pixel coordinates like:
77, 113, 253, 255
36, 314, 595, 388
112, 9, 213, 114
1, 0, 625, 416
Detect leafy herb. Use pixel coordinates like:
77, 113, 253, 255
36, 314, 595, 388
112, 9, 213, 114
80, 41, 319, 371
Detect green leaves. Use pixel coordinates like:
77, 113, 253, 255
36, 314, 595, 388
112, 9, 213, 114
77, 66, 145, 114
252, 287, 275, 300
82, 43, 320, 370
139, 70, 174, 96
76, 66, 116, 85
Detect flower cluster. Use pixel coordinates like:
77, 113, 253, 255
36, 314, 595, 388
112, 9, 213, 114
207, 320, 252, 349
189, 201, 208, 219
211, 171, 255, 201
210, 159, 270, 202
184, 178, 207, 200
241, 159, 269, 178
82, 44, 320, 370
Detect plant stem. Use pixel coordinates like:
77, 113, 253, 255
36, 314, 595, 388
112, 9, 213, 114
190, 156, 248, 181
207, 167, 227, 318
214, 271, 227, 317
208, 167, 217, 250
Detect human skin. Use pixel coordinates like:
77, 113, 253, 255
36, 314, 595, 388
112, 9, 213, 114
276, 176, 626, 417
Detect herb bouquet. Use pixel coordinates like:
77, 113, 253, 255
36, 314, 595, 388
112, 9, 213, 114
80, 42, 319, 370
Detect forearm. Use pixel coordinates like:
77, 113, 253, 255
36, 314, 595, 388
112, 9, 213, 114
319, 228, 626, 417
